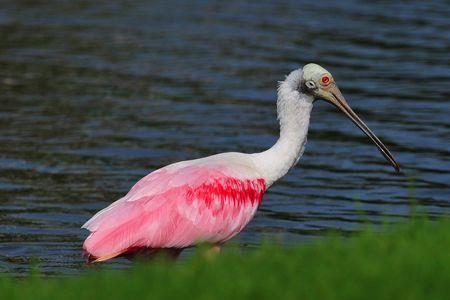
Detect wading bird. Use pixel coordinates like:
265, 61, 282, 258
82, 63, 400, 262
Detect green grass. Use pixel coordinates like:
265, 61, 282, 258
1, 218, 449, 299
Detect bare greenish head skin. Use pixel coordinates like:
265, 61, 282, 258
300, 63, 336, 100
302, 63, 331, 83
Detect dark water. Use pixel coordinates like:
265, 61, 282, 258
0, 0, 449, 275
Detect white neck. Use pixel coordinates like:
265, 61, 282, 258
251, 69, 313, 186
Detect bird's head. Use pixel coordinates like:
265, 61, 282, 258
300, 63, 400, 173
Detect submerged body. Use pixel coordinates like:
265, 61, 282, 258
83, 64, 398, 262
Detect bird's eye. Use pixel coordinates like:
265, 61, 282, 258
305, 81, 316, 89
320, 75, 331, 86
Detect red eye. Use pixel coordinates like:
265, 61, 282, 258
320, 75, 331, 86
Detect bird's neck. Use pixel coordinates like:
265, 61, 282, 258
251, 69, 313, 187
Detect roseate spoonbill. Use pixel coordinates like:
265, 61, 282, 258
82, 63, 400, 262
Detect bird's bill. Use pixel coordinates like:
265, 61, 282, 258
321, 84, 400, 173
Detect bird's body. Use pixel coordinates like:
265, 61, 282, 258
82, 155, 266, 261
83, 65, 399, 262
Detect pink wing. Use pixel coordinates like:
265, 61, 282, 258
82, 159, 266, 261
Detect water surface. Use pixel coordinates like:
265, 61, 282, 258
0, 0, 449, 275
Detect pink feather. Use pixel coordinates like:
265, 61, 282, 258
82, 161, 266, 261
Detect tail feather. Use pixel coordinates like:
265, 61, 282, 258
83, 213, 146, 261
